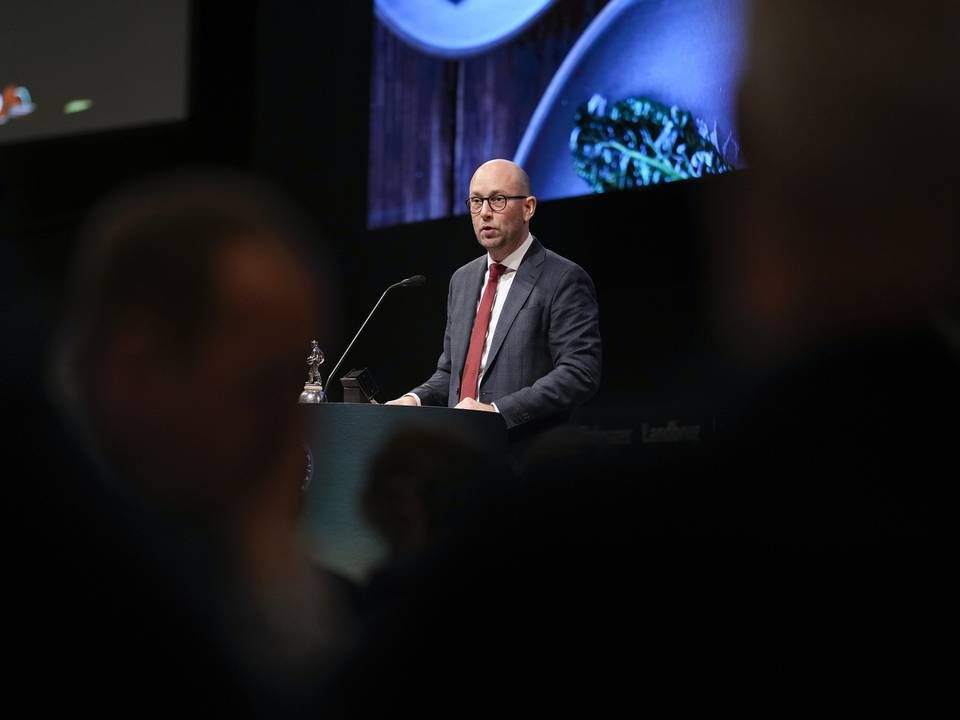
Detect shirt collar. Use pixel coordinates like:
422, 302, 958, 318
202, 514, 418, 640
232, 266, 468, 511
488, 233, 533, 273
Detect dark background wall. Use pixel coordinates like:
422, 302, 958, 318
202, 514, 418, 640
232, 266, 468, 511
2, 0, 740, 435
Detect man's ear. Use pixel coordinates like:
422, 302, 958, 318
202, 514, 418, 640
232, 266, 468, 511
523, 196, 537, 223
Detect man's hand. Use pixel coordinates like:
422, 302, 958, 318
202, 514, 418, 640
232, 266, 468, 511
454, 397, 496, 412
385, 395, 418, 406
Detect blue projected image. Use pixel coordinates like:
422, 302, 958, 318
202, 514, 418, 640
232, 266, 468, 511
569, 94, 735, 192
375, 0, 556, 58
515, 0, 745, 202
368, 0, 746, 229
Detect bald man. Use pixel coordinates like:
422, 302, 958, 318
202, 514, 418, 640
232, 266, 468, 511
388, 159, 601, 434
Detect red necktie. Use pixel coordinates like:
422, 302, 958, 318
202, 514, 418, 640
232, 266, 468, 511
460, 263, 506, 402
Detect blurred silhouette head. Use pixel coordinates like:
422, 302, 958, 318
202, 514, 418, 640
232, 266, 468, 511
54, 169, 333, 513
721, 0, 960, 361
362, 426, 504, 563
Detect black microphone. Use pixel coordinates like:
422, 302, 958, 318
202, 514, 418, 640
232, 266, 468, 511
325, 275, 426, 392
400, 274, 426, 288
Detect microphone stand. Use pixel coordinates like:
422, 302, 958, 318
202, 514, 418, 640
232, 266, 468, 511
325, 276, 425, 392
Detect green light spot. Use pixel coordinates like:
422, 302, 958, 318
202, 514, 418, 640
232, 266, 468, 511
64, 99, 93, 114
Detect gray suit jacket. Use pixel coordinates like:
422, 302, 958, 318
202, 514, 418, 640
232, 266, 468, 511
411, 238, 601, 429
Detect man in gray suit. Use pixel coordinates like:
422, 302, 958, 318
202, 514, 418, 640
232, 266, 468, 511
387, 159, 601, 432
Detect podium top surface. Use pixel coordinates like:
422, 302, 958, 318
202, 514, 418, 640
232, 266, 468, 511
303, 402, 508, 452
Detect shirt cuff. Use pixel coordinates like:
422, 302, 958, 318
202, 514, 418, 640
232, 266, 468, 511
404, 393, 422, 406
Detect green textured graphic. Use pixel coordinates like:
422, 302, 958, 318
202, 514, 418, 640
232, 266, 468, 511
571, 94, 732, 192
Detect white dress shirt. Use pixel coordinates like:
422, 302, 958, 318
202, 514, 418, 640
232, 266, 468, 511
407, 233, 534, 410
476, 233, 533, 396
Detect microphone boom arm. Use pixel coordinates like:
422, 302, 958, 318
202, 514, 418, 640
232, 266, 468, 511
325, 276, 424, 390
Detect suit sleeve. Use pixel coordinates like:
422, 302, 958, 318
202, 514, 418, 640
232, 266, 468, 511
409, 276, 455, 406
494, 265, 602, 428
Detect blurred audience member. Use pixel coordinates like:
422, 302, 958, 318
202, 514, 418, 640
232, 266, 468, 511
359, 426, 511, 622
700, 0, 959, 707
15, 169, 348, 715
710, 0, 960, 539
363, 426, 501, 563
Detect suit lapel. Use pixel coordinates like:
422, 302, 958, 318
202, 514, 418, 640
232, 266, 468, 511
483, 239, 545, 377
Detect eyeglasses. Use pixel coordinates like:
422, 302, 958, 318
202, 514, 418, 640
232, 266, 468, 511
465, 194, 527, 214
